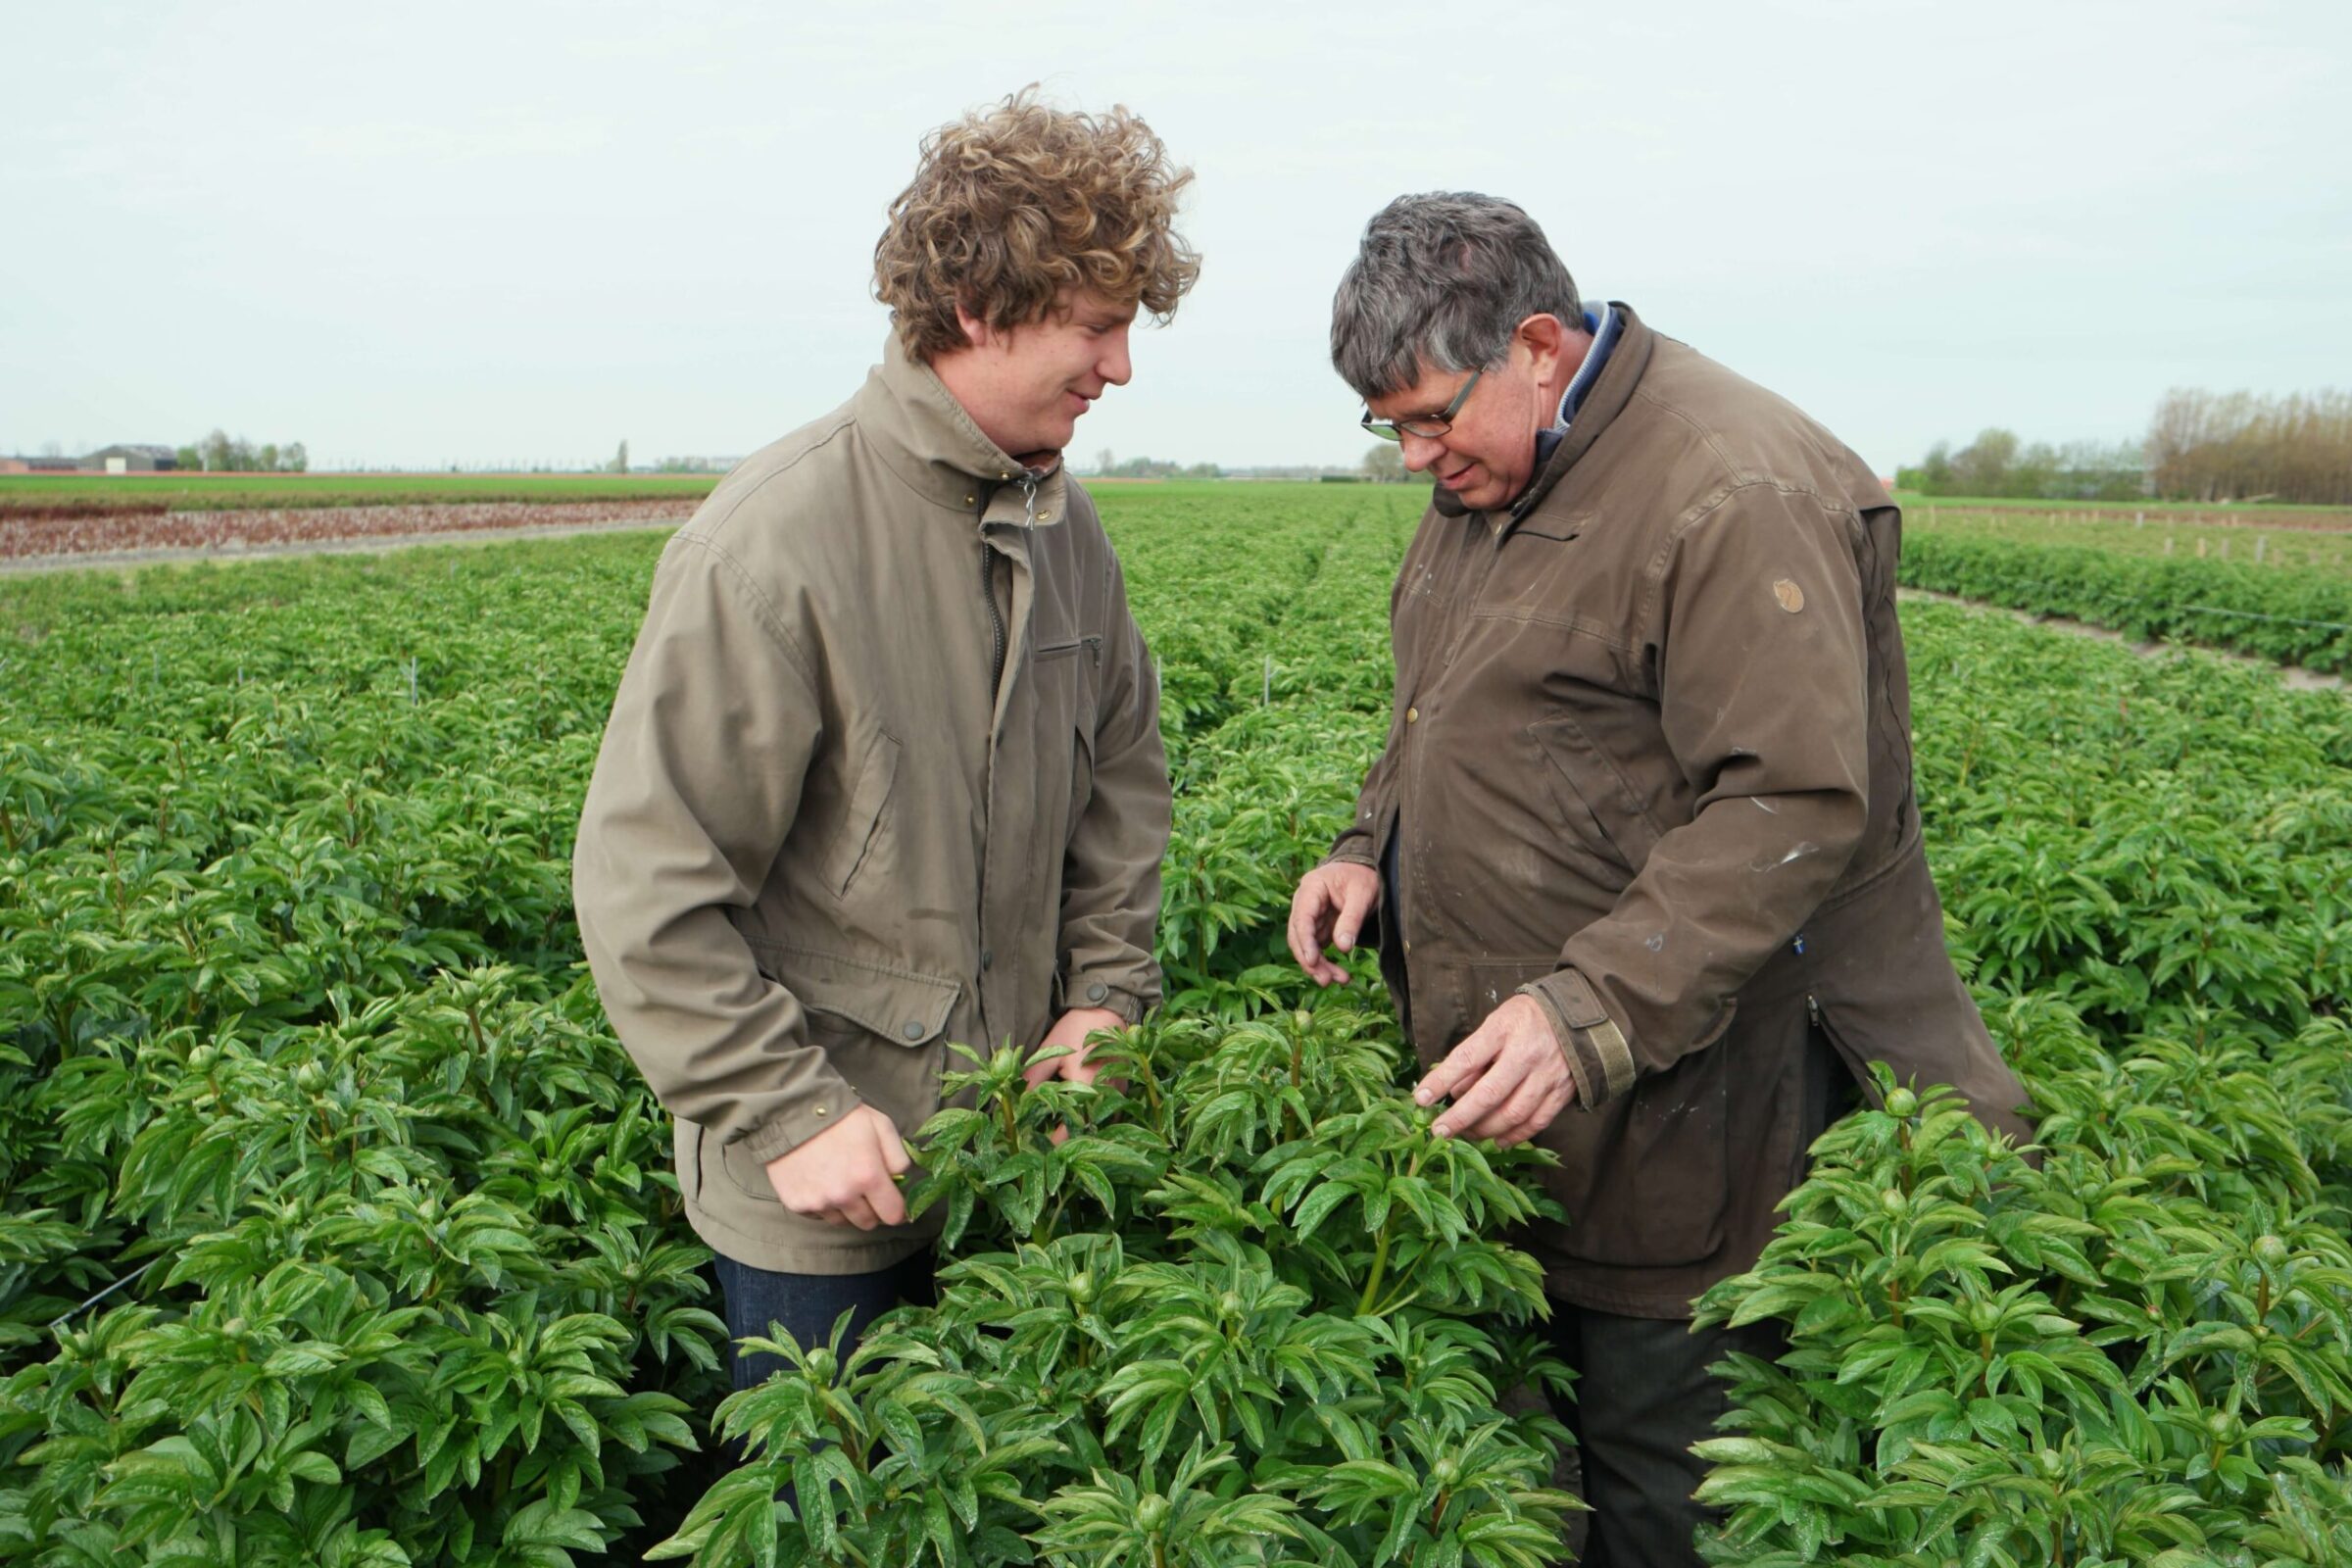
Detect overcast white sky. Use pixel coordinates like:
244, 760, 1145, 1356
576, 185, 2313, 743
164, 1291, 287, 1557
5, 0, 2347, 473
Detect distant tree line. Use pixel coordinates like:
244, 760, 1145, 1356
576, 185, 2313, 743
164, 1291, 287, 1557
175, 429, 308, 473
2146, 388, 2352, 505
1898, 431, 2146, 502
1900, 386, 2352, 506
1090, 451, 1222, 479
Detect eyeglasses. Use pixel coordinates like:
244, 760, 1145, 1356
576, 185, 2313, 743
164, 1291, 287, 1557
1360, 368, 1484, 443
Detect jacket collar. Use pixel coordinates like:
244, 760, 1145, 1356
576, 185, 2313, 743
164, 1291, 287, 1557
1433, 301, 1654, 528
854, 332, 1068, 526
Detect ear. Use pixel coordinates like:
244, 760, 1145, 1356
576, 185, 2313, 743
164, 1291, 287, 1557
1514, 313, 1578, 386
954, 299, 999, 351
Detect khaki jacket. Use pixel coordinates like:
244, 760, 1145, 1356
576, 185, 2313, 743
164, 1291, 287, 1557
1331, 305, 2030, 1316
575, 337, 1168, 1274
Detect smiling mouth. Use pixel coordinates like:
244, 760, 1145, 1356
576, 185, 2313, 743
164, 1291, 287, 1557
1441, 465, 1475, 487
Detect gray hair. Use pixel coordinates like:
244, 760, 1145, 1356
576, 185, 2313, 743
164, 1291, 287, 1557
1330, 192, 1581, 401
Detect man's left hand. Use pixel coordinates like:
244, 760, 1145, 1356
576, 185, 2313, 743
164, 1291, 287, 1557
1023, 1006, 1125, 1091
1024, 1006, 1124, 1145
1413, 994, 1577, 1147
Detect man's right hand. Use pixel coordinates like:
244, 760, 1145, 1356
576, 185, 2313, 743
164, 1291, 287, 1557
762, 1103, 910, 1231
1287, 861, 1382, 986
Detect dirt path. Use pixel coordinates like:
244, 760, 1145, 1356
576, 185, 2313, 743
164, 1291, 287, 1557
1899, 587, 2345, 693
0, 513, 685, 577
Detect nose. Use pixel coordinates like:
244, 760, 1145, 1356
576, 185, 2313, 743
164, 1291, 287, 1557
1398, 430, 1446, 473
1099, 324, 1133, 388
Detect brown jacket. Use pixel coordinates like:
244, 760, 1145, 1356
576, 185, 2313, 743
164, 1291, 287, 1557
574, 336, 1168, 1274
1330, 305, 2030, 1317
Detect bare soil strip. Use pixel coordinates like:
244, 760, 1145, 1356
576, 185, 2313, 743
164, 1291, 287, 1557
0, 501, 692, 575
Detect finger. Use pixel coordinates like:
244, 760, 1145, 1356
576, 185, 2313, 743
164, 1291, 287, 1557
1413, 1032, 1499, 1107
1503, 1083, 1573, 1146
1287, 881, 1336, 975
865, 1169, 908, 1228
1284, 888, 1315, 970
1022, 1043, 1070, 1091
877, 1122, 912, 1177
1432, 1054, 1528, 1139
1049, 1121, 1071, 1148
835, 1192, 885, 1232
1332, 876, 1377, 953
1464, 1066, 1557, 1142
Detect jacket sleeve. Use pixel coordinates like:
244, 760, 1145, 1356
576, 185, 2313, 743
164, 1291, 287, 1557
1055, 548, 1170, 1023
572, 534, 858, 1165
1326, 732, 1398, 870
1520, 483, 1871, 1108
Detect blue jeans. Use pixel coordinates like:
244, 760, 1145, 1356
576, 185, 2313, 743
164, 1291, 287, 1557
711, 1249, 938, 1395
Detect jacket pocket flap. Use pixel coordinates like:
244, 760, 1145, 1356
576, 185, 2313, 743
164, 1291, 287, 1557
759, 944, 961, 1048
1034, 633, 1103, 663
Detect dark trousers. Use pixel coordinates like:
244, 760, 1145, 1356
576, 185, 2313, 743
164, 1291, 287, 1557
1544, 1020, 1852, 1564
1545, 1303, 1788, 1567
711, 1250, 938, 1395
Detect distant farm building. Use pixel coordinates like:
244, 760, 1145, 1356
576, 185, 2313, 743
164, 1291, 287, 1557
0, 445, 180, 474
82, 444, 179, 473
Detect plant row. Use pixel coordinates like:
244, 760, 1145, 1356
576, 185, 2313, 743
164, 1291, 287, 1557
1900, 529, 2352, 671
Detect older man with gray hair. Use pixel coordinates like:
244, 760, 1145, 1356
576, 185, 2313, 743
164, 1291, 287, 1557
1288, 192, 2030, 1564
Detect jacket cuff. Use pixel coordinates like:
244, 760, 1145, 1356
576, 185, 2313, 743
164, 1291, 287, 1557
740, 1083, 865, 1167
1520, 968, 1638, 1109
1323, 832, 1378, 870
1061, 972, 1150, 1025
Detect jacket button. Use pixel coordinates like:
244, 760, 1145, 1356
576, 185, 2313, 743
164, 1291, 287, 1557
980, 948, 994, 970
1405, 706, 1419, 723
903, 1021, 924, 1041
1085, 982, 1109, 1004
813, 1104, 828, 1116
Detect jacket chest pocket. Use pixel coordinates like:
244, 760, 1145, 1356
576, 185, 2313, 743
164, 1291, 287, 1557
1035, 629, 1096, 752
1032, 633, 1102, 711
823, 731, 902, 899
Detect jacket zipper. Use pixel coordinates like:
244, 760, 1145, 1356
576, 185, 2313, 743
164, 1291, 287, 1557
980, 532, 1005, 701
981, 472, 1039, 700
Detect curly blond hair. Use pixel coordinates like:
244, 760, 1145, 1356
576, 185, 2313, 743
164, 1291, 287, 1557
875, 89, 1200, 359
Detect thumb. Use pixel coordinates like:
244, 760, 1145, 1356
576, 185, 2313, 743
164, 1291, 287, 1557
1333, 880, 1375, 952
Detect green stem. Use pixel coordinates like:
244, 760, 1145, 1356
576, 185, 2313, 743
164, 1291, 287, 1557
1356, 1225, 1392, 1317
827, 1403, 870, 1477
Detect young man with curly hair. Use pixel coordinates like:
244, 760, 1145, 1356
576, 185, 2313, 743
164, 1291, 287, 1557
574, 92, 1199, 1390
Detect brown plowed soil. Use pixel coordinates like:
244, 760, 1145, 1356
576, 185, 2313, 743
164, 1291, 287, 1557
1, 500, 695, 562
